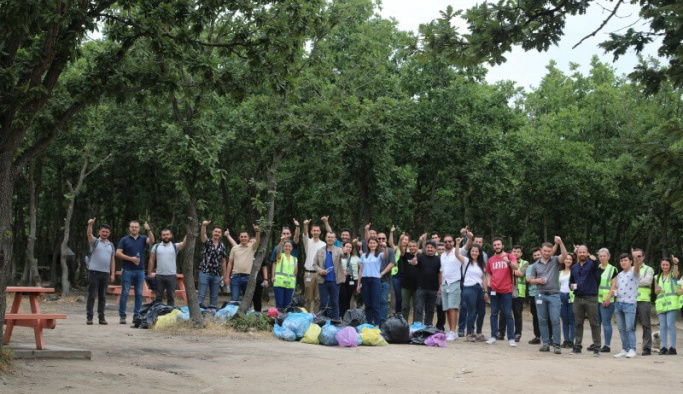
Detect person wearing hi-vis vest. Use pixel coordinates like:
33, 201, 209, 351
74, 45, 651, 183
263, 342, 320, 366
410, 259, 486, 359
499, 245, 527, 343
568, 245, 602, 357
273, 237, 298, 309
596, 248, 618, 353
631, 248, 654, 355
389, 226, 409, 315
654, 258, 680, 355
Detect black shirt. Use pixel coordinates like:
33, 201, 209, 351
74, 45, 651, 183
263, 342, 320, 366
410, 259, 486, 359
416, 253, 441, 291
399, 252, 418, 290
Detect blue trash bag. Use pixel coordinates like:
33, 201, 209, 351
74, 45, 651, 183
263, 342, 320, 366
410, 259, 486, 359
409, 322, 426, 333
273, 324, 296, 342
282, 313, 313, 339
215, 304, 239, 320
319, 322, 341, 346
178, 312, 190, 321
356, 323, 375, 333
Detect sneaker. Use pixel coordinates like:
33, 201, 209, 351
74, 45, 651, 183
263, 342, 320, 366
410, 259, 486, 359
569, 347, 581, 355
593, 348, 600, 357
486, 337, 497, 345
668, 348, 677, 355
561, 340, 572, 349
600, 346, 610, 353
554, 346, 562, 354
587, 344, 598, 351
86, 319, 93, 325
466, 334, 476, 342
659, 347, 669, 355
496, 334, 505, 340
119, 317, 126, 324
642, 348, 651, 356
99, 318, 108, 325
476, 334, 487, 342
458, 330, 465, 337
528, 337, 541, 345
539, 345, 550, 352
613, 350, 628, 358
626, 349, 637, 358
509, 339, 517, 347
446, 331, 458, 341
514, 334, 521, 343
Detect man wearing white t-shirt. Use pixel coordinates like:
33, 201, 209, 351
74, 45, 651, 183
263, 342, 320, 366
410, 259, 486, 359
440, 235, 462, 341
148, 229, 186, 306
303, 219, 326, 312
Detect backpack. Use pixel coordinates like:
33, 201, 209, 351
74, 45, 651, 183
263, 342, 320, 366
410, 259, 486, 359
86, 238, 116, 267
152, 242, 178, 255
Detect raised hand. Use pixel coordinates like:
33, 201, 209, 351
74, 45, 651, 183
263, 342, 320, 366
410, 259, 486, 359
253, 224, 260, 232
391, 225, 396, 232
321, 216, 329, 222
303, 219, 311, 226
143, 221, 151, 231
456, 237, 462, 246
202, 220, 211, 227
88, 217, 96, 225
554, 236, 562, 244
365, 222, 371, 230
224, 229, 230, 238
293, 218, 300, 227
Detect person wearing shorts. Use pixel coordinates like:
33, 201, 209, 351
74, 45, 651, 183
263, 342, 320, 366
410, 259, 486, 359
440, 235, 462, 341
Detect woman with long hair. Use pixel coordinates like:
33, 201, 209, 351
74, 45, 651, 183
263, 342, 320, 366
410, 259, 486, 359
357, 236, 383, 326
654, 259, 679, 355
389, 227, 409, 314
273, 237, 297, 309
338, 240, 361, 318
455, 238, 488, 342
559, 253, 576, 348
597, 248, 617, 353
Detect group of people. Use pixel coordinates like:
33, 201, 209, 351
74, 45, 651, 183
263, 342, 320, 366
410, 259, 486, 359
85, 217, 683, 358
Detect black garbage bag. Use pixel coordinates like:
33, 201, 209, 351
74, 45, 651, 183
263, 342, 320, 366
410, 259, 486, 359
220, 300, 240, 309
410, 326, 442, 345
275, 313, 288, 326
342, 308, 366, 327
289, 295, 305, 308
380, 314, 410, 344
133, 301, 178, 329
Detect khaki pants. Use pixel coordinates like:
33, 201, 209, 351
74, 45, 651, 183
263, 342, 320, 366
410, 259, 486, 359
304, 271, 319, 312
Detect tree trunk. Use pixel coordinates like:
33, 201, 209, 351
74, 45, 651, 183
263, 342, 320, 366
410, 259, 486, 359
51, 166, 63, 286
239, 149, 284, 313
0, 150, 18, 349
660, 203, 669, 259
22, 159, 42, 286
182, 195, 203, 325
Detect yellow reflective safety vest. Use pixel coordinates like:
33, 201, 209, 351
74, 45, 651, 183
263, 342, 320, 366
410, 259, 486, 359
560, 270, 574, 303
273, 254, 297, 289
655, 275, 680, 314
598, 264, 616, 303
517, 259, 528, 297
636, 265, 653, 302
391, 250, 400, 276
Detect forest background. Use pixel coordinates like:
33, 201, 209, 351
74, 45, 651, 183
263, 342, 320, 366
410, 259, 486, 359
2, 0, 683, 329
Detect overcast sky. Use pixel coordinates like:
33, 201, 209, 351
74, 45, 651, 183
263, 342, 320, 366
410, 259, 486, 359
379, 0, 661, 90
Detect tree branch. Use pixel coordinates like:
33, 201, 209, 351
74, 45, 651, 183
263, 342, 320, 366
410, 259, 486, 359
572, 0, 624, 49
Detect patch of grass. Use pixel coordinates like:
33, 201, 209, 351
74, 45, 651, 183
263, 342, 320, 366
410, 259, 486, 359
0, 346, 14, 373
226, 313, 272, 333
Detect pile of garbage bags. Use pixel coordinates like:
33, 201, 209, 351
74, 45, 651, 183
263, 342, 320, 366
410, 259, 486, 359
271, 310, 444, 348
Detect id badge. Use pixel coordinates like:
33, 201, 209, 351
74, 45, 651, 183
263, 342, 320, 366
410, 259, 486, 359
490, 291, 496, 296
536, 299, 542, 305
349, 281, 355, 285
305, 277, 312, 282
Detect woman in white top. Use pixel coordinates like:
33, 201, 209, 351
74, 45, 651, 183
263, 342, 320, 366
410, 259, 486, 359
608, 252, 642, 358
455, 238, 488, 342
339, 241, 361, 319
559, 253, 575, 348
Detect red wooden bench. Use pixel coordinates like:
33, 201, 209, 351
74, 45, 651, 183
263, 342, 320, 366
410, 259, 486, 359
4, 287, 67, 350
108, 272, 188, 305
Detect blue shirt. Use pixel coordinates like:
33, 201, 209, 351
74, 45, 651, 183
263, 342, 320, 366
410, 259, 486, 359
569, 258, 599, 296
118, 235, 148, 271
360, 252, 383, 278
324, 249, 336, 282
526, 264, 537, 297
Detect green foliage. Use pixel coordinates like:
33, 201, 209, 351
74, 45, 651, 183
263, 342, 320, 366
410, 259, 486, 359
225, 312, 273, 332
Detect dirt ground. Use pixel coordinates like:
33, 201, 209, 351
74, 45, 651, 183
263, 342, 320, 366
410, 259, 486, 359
2, 292, 682, 393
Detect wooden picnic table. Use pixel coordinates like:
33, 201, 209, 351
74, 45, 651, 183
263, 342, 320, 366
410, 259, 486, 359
108, 272, 188, 305
4, 287, 67, 350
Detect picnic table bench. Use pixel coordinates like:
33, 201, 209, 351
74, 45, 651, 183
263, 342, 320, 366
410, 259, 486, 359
107, 272, 188, 305
4, 287, 67, 350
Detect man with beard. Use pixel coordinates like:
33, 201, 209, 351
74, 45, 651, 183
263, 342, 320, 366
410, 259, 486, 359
86, 218, 116, 325
116, 220, 155, 324
303, 219, 326, 312
440, 235, 462, 341
569, 245, 601, 356
529, 237, 568, 354
485, 238, 518, 347
411, 241, 441, 326
147, 229, 187, 306
400, 240, 420, 322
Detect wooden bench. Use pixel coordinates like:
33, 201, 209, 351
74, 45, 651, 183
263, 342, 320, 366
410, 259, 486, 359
4, 287, 67, 350
108, 272, 188, 305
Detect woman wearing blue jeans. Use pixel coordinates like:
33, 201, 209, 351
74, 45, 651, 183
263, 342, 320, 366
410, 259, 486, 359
455, 240, 488, 342
358, 237, 383, 326
559, 253, 575, 348
654, 259, 680, 355
609, 252, 642, 358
